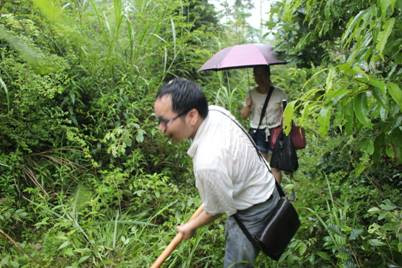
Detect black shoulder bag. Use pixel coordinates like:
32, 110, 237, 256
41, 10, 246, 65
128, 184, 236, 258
211, 108, 300, 261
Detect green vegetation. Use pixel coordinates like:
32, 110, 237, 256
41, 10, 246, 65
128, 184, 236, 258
0, 0, 400, 267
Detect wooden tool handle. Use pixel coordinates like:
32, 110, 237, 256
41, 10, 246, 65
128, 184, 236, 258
150, 205, 204, 268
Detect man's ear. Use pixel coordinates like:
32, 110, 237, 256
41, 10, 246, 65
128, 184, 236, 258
187, 108, 199, 125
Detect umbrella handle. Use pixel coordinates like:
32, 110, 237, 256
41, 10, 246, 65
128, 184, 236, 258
150, 205, 204, 268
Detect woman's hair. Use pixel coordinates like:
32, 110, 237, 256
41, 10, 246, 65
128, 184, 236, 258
253, 65, 271, 76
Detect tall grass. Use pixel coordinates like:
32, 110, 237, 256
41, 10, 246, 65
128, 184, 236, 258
305, 175, 358, 266
31, 0, 187, 84
0, 76, 10, 113
0, 0, 221, 266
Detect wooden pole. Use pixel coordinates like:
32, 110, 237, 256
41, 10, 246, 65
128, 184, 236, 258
150, 205, 204, 268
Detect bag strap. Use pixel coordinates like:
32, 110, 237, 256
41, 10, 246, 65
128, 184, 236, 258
210, 108, 266, 165
233, 214, 260, 249
256, 86, 275, 129
210, 108, 285, 197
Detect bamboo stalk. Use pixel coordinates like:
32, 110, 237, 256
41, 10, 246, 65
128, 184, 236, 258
150, 205, 204, 268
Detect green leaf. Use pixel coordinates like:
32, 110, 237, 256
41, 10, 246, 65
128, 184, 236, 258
0, 76, 8, 97
353, 93, 372, 127
349, 229, 363, 240
380, 199, 397, 211
58, 241, 70, 250
341, 10, 365, 46
318, 106, 332, 137
344, 101, 355, 134
385, 144, 394, 158
390, 129, 402, 163
368, 207, 380, 213
300, 101, 314, 126
379, 107, 388, 121
170, 18, 177, 57
376, 18, 395, 57
361, 138, 374, 155
366, 78, 387, 107
299, 242, 307, 255
352, 65, 369, 78
339, 63, 369, 78
0, 76, 9, 112
378, 0, 396, 17
363, 77, 386, 92
282, 0, 302, 22
398, 0, 402, 10
369, 239, 386, 247
78, 256, 91, 264
114, 0, 123, 29
283, 101, 296, 135
136, 129, 145, 143
33, 0, 64, 22
338, 63, 354, 75
317, 251, 331, 261
325, 67, 336, 91
354, 153, 370, 176
387, 82, 402, 110
71, 185, 92, 217
325, 88, 349, 105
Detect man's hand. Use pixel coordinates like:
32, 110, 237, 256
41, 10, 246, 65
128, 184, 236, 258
177, 223, 196, 240
176, 209, 219, 240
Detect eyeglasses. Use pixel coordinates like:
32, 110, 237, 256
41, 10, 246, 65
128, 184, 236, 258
156, 110, 189, 127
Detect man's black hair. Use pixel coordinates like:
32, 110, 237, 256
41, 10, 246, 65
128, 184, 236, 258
156, 77, 209, 119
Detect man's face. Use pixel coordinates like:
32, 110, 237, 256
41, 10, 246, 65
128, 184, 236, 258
154, 95, 191, 141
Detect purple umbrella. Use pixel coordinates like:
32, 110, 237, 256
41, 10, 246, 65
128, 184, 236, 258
199, 43, 286, 71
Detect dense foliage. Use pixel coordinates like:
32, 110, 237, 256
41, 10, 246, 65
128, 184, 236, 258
0, 0, 400, 267
267, 0, 402, 267
0, 0, 220, 266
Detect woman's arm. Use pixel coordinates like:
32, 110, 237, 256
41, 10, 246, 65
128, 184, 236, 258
240, 95, 253, 119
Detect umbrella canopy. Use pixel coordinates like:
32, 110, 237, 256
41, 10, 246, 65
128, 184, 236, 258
199, 43, 286, 71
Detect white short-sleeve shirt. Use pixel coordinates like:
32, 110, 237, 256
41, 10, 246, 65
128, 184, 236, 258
187, 106, 276, 216
248, 87, 287, 129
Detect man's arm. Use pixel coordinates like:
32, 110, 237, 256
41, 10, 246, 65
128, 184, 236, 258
177, 208, 220, 240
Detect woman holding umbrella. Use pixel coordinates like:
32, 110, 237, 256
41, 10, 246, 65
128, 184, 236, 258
199, 44, 287, 183
240, 65, 287, 183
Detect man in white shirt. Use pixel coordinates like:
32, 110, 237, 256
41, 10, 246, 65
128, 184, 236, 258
154, 78, 280, 267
